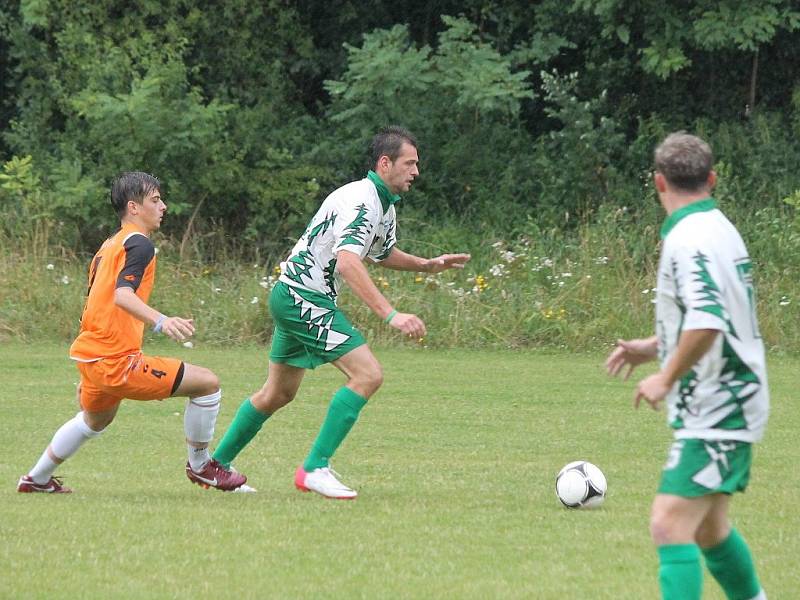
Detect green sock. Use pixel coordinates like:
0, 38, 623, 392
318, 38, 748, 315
658, 544, 702, 600
702, 529, 762, 600
303, 387, 367, 471
212, 398, 269, 468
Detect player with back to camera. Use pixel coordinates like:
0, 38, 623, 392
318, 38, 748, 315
211, 126, 471, 499
17, 172, 247, 493
606, 133, 768, 600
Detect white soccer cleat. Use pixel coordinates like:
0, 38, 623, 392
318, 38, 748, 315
294, 465, 357, 499
233, 483, 258, 493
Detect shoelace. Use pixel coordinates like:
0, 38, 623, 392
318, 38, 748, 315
47, 476, 66, 490
321, 466, 352, 489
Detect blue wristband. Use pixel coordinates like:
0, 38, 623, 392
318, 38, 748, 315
153, 314, 167, 333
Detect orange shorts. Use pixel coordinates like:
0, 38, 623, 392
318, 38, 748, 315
76, 353, 184, 412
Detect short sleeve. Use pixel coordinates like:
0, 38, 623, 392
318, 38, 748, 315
116, 234, 155, 291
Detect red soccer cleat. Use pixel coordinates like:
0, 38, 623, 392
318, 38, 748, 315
185, 459, 247, 491
17, 475, 72, 494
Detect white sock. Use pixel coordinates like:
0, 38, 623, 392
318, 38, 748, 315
29, 412, 102, 483
184, 390, 221, 470
188, 446, 211, 471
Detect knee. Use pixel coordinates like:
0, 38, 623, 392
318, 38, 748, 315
356, 363, 383, 397
251, 386, 294, 413
196, 368, 220, 396
650, 509, 675, 546
83, 411, 114, 433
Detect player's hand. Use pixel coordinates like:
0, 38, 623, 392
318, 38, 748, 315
389, 312, 426, 339
634, 372, 671, 411
605, 338, 658, 380
161, 317, 195, 342
425, 253, 471, 273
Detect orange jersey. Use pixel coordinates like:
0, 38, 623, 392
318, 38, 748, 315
70, 223, 156, 361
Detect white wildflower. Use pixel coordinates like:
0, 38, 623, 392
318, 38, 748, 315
61, 275, 70, 285
251, 296, 258, 304
489, 264, 507, 277
46, 263, 55, 270
500, 251, 516, 263
183, 341, 194, 349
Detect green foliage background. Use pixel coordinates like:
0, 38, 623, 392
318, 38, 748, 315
1, 0, 799, 348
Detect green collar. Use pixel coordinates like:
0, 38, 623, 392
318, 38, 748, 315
660, 198, 717, 239
367, 170, 401, 213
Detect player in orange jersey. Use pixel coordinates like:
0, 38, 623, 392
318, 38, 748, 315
17, 172, 247, 493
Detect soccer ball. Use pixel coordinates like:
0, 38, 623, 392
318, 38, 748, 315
555, 460, 607, 508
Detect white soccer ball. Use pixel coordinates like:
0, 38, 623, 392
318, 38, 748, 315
555, 460, 607, 508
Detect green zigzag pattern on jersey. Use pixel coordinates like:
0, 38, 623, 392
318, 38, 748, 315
374, 218, 395, 260
671, 368, 699, 430
285, 249, 314, 285
711, 339, 759, 430
690, 251, 738, 339
339, 203, 371, 247
322, 258, 337, 300
307, 212, 336, 243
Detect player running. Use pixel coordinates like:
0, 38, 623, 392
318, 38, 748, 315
18, 172, 246, 493
211, 126, 470, 499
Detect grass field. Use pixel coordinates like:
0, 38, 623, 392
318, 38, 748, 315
1, 342, 797, 599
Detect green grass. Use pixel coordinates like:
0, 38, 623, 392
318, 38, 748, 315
1, 343, 797, 599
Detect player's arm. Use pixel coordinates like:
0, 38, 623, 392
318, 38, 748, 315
605, 335, 658, 380
113, 235, 194, 342
634, 329, 719, 410
114, 288, 195, 342
377, 247, 471, 273
336, 249, 426, 338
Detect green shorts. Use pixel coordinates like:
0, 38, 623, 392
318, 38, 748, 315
268, 281, 366, 369
658, 438, 752, 497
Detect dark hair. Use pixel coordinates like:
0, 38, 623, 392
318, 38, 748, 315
654, 132, 714, 192
369, 126, 417, 169
110, 172, 161, 218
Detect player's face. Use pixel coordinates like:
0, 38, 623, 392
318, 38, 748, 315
131, 190, 166, 232
383, 143, 419, 194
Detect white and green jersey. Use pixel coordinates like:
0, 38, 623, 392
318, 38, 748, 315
279, 172, 397, 302
656, 198, 769, 442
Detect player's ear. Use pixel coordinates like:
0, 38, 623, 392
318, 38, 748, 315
377, 154, 391, 172
653, 171, 667, 193
707, 170, 717, 190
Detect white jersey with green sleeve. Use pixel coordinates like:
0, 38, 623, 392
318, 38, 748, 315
656, 198, 769, 442
279, 176, 396, 302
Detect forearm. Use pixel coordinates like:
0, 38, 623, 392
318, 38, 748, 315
640, 335, 659, 359
661, 329, 719, 385
337, 251, 394, 320
378, 248, 429, 272
114, 287, 162, 327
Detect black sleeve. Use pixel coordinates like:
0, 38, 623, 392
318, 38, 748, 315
116, 235, 155, 291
